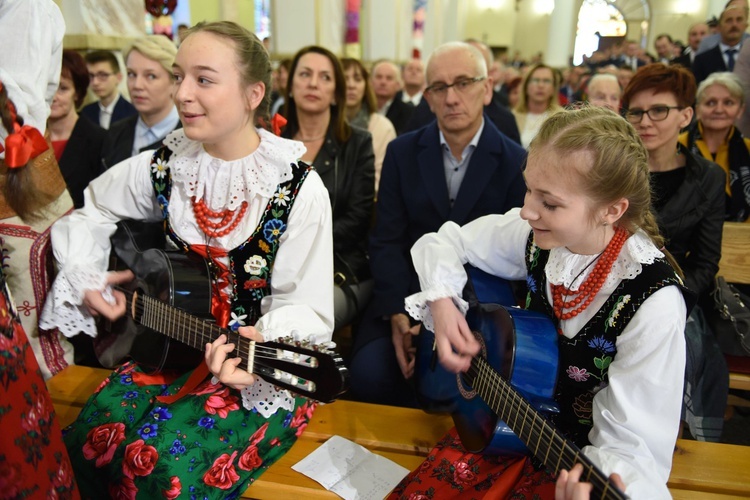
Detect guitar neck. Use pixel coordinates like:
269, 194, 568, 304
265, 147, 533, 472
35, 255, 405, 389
469, 357, 627, 500
132, 291, 255, 373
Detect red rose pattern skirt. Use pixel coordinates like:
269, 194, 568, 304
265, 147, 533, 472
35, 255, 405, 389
0, 279, 79, 499
388, 428, 557, 500
62, 361, 316, 499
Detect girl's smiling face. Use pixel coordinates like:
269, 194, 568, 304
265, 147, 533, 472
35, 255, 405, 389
520, 147, 616, 255
172, 31, 264, 160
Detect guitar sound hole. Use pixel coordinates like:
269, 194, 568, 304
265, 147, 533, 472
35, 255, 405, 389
456, 330, 487, 400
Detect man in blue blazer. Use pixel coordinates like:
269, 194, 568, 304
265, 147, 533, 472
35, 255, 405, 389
348, 41, 527, 406
692, 4, 748, 84
80, 50, 137, 129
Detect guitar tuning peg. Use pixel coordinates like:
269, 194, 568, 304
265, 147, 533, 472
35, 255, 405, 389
318, 341, 337, 352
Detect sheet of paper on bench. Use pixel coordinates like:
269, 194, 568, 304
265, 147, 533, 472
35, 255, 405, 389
292, 435, 410, 500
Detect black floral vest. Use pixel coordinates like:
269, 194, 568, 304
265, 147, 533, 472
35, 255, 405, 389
523, 232, 688, 448
148, 146, 313, 328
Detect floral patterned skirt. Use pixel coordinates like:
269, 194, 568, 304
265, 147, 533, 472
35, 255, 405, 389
63, 361, 315, 500
388, 428, 556, 500
0, 275, 78, 500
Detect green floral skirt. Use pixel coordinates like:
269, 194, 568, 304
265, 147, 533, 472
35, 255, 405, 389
63, 361, 315, 499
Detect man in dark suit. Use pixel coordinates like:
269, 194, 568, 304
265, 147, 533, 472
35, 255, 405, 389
372, 59, 414, 135
672, 22, 709, 68
693, 4, 748, 84
80, 51, 137, 130
348, 42, 527, 406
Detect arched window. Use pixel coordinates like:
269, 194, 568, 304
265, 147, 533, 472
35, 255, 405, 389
573, 0, 627, 65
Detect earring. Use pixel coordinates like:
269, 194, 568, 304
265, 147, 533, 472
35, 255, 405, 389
602, 221, 609, 226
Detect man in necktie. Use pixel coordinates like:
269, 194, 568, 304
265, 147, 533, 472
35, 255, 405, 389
693, 3, 748, 84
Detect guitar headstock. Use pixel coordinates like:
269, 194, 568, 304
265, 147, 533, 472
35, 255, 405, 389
250, 338, 349, 403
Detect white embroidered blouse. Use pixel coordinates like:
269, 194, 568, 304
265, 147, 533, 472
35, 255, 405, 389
405, 208, 686, 500
40, 128, 334, 416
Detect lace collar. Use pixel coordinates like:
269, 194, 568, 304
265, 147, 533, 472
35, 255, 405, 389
164, 128, 306, 211
545, 229, 664, 291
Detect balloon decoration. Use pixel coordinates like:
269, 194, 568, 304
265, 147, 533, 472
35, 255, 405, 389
145, 0, 178, 17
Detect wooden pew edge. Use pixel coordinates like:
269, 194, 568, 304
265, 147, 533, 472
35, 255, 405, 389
47, 366, 750, 498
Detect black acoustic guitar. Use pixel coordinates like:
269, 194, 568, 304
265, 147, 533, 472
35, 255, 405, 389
97, 220, 349, 403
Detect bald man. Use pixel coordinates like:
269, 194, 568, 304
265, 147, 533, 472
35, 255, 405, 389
372, 59, 413, 134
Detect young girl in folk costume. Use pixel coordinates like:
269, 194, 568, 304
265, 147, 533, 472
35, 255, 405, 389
40, 21, 333, 498
392, 107, 691, 499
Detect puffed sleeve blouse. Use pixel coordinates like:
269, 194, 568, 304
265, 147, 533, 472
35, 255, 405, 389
41, 128, 334, 346
405, 208, 686, 500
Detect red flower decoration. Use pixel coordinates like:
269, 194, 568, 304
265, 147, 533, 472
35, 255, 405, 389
190, 378, 223, 396
108, 476, 138, 500
52, 456, 75, 490
452, 461, 476, 485
122, 439, 159, 479
249, 422, 269, 446
237, 445, 262, 471
243, 278, 267, 290
204, 388, 240, 418
203, 451, 240, 490
0, 461, 22, 499
83, 423, 127, 467
163, 476, 181, 499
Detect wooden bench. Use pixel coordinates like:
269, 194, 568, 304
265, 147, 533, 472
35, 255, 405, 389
47, 366, 750, 499
718, 222, 750, 409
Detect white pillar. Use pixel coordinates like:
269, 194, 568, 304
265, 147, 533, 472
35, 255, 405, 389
363, 0, 400, 61
272, 0, 317, 55
545, 0, 577, 68
706, 0, 727, 19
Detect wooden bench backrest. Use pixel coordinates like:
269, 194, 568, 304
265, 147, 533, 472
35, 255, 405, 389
718, 222, 750, 285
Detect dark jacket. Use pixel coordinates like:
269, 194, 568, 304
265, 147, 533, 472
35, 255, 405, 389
58, 117, 106, 208
385, 95, 414, 135
655, 145, 726, 298
692, 45, 729, 86
367, 117, 526, 320
80, 94, 137, 129
102, 114, 182, 170
404, 97, 521, 145
283, 126, 375, 284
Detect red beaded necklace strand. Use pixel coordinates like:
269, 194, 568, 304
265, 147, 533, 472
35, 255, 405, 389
551, 225, 629, 322
191, 196, 249, 238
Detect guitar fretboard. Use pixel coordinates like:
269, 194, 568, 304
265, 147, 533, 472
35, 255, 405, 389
468, 357, 627, 500
133, 291, 256, 373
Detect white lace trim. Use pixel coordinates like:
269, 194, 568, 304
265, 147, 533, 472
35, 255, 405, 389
545, 229, 663, 290
164, 128, 306, 211
404, 284, 469, 333
39, 265, 110, 338
240, 378, 296, 417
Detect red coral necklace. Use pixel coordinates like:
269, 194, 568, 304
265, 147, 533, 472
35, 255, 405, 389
192, 197, 249, 238
551, 225, 629, 322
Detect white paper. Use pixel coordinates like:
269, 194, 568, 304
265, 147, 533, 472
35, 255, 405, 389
292, 435, 410, 500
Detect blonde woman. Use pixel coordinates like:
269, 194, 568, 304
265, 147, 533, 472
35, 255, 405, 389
102, 34, 180, 168
512, 63, 564, 148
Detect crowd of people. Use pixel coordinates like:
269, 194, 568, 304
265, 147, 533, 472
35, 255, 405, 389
1, 0, 749, 498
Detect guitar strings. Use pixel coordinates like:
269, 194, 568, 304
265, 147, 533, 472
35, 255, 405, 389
130, 293, 321, 366
466, 358, 625, 499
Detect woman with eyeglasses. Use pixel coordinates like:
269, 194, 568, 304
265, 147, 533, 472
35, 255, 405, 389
621, 63, 727, 443
680, 72, 750, 222
512, 63, 564, 148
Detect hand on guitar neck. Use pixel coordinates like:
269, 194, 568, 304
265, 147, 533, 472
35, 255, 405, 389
427, 297, 481, 373
206, 329, 264, 390
555, 463, 626, 500
82, 270, 135, 320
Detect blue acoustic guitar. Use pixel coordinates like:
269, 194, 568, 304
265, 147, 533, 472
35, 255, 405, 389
414, 267, 627, 499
